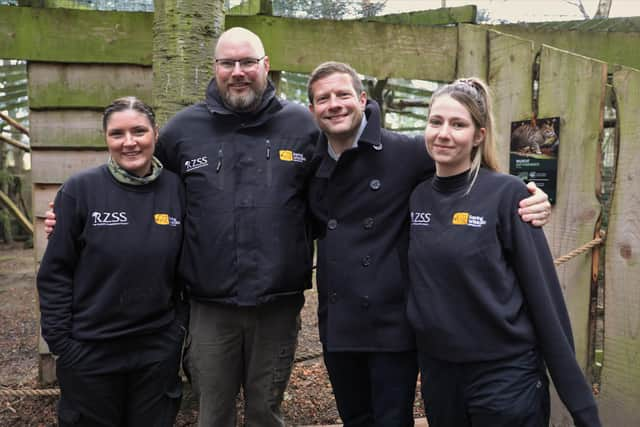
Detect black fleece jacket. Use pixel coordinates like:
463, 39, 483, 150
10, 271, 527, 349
407, 168, 601, 427
156, 79, 319, 306
37, 165, 185, 361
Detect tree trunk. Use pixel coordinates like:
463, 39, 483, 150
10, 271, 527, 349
594, 0, 613, 18
152, 0, 226, 125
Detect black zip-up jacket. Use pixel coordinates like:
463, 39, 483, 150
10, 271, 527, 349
156, 79, 319, 306
37, 165, 185, 363
308, 100, 434, 351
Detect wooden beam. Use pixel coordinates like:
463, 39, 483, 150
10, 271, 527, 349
228, 0, 272, 15
600, 66, 640, 426
538, 44, 606, 369
28, 63, 152, 109
0, 133, 30, 152
0, 110, 29, 135
457, 23, 488, 80
0, 189, 32, 234
2, 6, 640, 72
536, 45, 606, 425
361, 5, 476, 25
31, 149, 107, 184
30, 110, 104, 149
226, 14, 457, 80
486, 30, 535, 171
490, 19, 640, 70
0, 5, 152, 64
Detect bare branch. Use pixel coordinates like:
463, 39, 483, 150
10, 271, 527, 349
563, 0, 590, 19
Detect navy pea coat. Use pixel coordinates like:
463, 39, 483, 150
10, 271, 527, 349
308, 100, 434, 351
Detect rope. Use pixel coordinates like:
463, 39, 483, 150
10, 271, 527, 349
0, 388, 59, 397
0, 351, 326, 398
0, 234, 606, 400
553, 231, 605, 266
0, 352, 325, 398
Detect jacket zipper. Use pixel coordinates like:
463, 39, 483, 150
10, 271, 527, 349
216, 147, 224, 189
266, 139, 272, 186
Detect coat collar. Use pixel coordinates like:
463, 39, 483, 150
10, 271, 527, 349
314, 99, 384, 179
204, 78, 283, 127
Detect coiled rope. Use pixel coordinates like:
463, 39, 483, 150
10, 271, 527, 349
0, 233, 606, 399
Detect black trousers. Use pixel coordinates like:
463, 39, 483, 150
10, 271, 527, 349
55, 322, 184, 427
418, 348, 550, 427
323, 348, 419, 427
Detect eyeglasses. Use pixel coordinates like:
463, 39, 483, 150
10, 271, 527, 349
214, 56, 265, 71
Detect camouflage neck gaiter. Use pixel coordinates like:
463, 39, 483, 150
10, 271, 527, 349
107, 156, 163, 186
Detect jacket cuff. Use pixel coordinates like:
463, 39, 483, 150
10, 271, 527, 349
571, 404, 602, 427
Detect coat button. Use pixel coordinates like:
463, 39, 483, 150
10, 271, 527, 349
369, 179, 381, 191
361, 296, 370, 309
362, 255, 371, 267
363, 217, 374, 229
327, 219, 338, 230
373, 143, 383, 151
329, 292, 338, 303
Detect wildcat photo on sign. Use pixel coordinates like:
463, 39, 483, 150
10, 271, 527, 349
509, 117, 560, 204
510, 118, 559, 158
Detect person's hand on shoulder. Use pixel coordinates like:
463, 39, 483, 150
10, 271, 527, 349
44, 201, 57, 238
518, 182, 551, 227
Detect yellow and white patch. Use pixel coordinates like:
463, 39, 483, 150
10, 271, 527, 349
452, 212, 486, 228
279, 149, 306, 163
452, 212, 469, 225
279, 150, 294, 161
154, 213, 170, 225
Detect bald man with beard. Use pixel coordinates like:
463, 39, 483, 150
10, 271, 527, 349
155, 28, 319, 426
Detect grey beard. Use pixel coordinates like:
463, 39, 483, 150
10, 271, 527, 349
223, 87, 265, 113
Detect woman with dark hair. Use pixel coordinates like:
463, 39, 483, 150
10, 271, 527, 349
37, 97, 185, 427
408, 78, 601, 427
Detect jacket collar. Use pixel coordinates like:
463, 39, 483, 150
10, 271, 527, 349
204, 78, 283, 127
314, 99, 383, 179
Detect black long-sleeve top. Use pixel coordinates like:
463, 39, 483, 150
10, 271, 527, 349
37, 165, 185, 360
407, 168, 600, 427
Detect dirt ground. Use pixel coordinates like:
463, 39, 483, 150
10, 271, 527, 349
0, 244, 424, 426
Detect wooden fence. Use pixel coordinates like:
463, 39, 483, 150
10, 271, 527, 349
1, 4, 639, 425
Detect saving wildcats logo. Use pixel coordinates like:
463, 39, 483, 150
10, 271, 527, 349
92, 211, 128, 226
154, 213, 181, 227
184, 156, 208, 172
279, 150, 306, 163
410, 211, 431, 226
452, 212, 486, 228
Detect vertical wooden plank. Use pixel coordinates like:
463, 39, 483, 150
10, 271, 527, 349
599, 66, 640, 426
537, 45, 606, 426
32, 183, 62, 262
33, 183, 58, 384
457, 24, 488, 81
487, 30, 536, 171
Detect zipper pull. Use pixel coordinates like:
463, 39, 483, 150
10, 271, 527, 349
216, 148, 223, 173
265, 139, 271, 159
